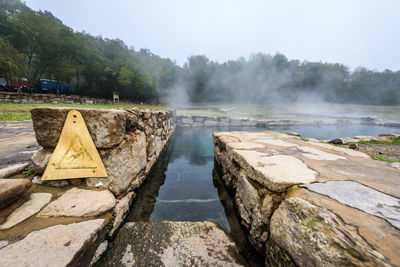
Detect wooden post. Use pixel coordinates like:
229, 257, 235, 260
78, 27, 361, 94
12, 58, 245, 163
113, 91, 119, 103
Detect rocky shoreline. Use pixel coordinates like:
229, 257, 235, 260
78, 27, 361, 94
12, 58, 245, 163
213, 131, 400, 266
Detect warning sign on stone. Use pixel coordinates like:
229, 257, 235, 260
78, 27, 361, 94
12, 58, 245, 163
42, 110, 108, 180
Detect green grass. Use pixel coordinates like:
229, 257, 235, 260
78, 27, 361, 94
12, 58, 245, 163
358, 137, 400, 145
367, 153, 399, 163
0, 102, 168, 121
0, 112, 31, 121
330, 143, 351, 148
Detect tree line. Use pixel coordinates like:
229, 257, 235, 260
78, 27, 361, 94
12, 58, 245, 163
1, 0, 399, 105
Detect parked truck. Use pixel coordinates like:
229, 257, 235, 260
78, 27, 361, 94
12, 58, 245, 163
34, 79, 71, 95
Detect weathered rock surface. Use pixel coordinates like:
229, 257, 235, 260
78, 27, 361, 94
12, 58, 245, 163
309, 141, 370, 158
90, 241, 108, 266
236, 172, 270, 245
0, 178, 32, 209
214, 131, 400, 266
0, 192, 52, 230
0, 162, 30, 178
0, 219, 104, 267
0, 240, 8, 249
32, 175, 69, 187
270, 197, 390, 267
31, 107, 127, 149
391, 162, 400, 169
301, 181, 400, 229
103, 221, 245, 266
38, 188, 116, 217
108, 192, 135, 238
297, 146, 346, 160
288, 186, 400, 267
31, 147, 52, 174
214, 131, 400, 197
87, 132, 147, 195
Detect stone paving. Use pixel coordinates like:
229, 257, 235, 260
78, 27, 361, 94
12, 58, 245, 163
102, 221, 245, 266
0, 121, 39, 169
214, 130, 400, 266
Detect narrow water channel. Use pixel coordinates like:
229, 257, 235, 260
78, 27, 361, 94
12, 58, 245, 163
121, 124, 399, 265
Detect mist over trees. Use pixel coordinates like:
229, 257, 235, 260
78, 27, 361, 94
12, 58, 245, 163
1, 0, 399, 105
184, 54, 400, 105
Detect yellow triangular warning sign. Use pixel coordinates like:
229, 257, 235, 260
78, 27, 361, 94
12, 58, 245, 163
42, 110, 108, 180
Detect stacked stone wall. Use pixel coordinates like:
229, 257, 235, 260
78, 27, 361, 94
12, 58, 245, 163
0, 91, 112, 104
31, 107, 175, 196
176, 115, 400, 127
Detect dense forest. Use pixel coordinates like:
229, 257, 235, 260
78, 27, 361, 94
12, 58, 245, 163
1, 0, 399, 105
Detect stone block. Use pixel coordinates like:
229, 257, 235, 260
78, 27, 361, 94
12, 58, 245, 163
31, 107, 127, 149
0, 179, 32, 209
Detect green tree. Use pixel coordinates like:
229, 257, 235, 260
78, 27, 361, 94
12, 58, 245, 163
0, 37, 26, 79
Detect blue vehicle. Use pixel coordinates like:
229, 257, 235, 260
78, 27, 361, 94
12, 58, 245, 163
35, 79, 70, 95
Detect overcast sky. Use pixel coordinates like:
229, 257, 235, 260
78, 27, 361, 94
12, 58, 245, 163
25, 0, 400, 71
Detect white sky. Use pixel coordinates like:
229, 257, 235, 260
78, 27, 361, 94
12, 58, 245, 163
25, 0, 400, 71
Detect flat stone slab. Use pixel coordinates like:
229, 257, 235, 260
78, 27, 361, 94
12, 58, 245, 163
0, 219, 104, 267
103, 221, 245, 266
38, 188, 116, 217
0, 192, 52, 230
214, 131, 400, 197
0, 162, 30, 178
0, 178, 32, 209
234, 151, 317, 192
301, 181, 400, 229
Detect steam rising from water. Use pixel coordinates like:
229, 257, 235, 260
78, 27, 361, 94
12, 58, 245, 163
163, 53, 400, 121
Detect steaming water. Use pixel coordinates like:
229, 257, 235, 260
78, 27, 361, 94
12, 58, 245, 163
124, 125, 398, 265
128, 125, 399, 227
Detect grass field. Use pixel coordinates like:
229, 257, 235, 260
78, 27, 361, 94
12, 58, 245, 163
0, 102, 167, 121
1, 102, 400, 122
176, 103, 400, 121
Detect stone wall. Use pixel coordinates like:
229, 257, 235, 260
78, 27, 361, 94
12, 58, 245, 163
31, 107, 175, 196
0, 91, 112, 104
213, 131, 400, 266
176, 115, 400, 128
176, 116, 257, 127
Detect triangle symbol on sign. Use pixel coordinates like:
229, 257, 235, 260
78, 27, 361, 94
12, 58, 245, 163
56, 135, 96, 169
42, 110, 108, 180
